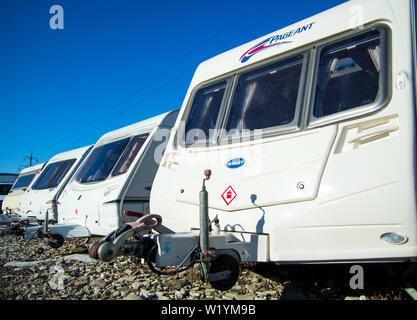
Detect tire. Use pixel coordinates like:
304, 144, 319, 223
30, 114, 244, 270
48, 233, 64, 249
88, 240, 104, 259
209, 254, 240, 291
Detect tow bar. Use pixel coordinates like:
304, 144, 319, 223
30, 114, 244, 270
88, 170, 241, 291
88, 213, 162, 261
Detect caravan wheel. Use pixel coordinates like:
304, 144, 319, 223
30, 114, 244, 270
88, 240, 104, 259
209, 254, 240, 291
48, 234, 64, 249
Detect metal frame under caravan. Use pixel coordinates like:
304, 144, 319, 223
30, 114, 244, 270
19, 145, 93, 223
1, 163, 46, 215
24, 109, 179, 242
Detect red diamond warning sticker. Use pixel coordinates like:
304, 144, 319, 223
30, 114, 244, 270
221, 186, 237, 206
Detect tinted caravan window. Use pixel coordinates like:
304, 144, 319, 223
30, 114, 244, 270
226, 55, 304, 132
11, 174, 36, 190
32, 159, 76, 190
76, 138, 130, 183
112, 133, 149, 176
184, 81, 228, 143
312, 29, 383, 118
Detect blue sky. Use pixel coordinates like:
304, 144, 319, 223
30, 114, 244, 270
0, 0, 347, 173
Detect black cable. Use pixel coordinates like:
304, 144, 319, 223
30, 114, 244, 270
146, 244, 200, 276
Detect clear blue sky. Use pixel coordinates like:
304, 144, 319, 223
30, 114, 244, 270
0, 0, 347, 174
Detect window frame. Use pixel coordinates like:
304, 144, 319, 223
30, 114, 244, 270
218, 52, 309, 144
306, 25, 391, 129
180, 77, 234, 147
179, 24, 391, 149
10, 173, 36, 191
111, 132, 150, 177
75, 137, 131, 184
180, 51, 310, 148
75, 132, 152, 185
32, 159, 76, 190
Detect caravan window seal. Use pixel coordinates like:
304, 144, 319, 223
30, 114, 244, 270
111, 132, 150, 177
181, 50, 310, 148
179, 24, 390, 149
76, 137, 130, 184
180, 77, 233, 148
218, 51, 310, 144
32, 159, 76, 190
306, 24, 391, 129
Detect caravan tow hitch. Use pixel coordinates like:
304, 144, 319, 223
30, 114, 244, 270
88, 213, 162, 261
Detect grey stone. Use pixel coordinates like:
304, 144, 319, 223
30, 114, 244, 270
189, 291, 201, 298
117, 276, 136, 283
124, 292, 141, 300
64, 254, 97, 264
4, 261, 46, 268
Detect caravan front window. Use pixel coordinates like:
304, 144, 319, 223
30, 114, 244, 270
111, 133, 149, 176
312, 29, 384, 119
11, 174, 36, 190
225, 55, 304, 132
32, 159, 76, 190
184, 81, 228, 143
76, 138, 130, 183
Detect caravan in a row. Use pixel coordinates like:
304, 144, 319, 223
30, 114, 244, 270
22, 109, 179, 241
1, 163, 45, 215
19, 146, 93, 223
55, 109, 179, 236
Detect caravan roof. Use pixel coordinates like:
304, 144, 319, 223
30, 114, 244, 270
187, 1, 355, 87
9, 163, 45, 191
16, 163, 45, 176
97, 111, 179, 145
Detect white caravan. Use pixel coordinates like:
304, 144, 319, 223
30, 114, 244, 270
150, 0, 417, 264
20, 146, 93, 223
53, 109, 179, 237
1, 163, 46, 214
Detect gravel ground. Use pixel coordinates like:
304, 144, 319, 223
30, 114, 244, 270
0, 234, 416, 300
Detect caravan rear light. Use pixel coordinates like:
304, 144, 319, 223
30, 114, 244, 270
380, 232, 408, 245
